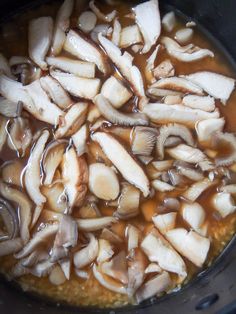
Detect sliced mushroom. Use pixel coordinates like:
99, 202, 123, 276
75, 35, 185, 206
40, 76, 72, 109
77, 217, 117, 232
41, 184, 67, 213
61, 147, 88, 209
101, 250, 128, 284
89, 163, 120, 201
75, 269, 89, 280
42, 140, 67, 186
213, 132, 236, 166
167, 144, 209, 164
31, 259, 55, 277
152, 212, 177, 234
161, 37, 214, 62
182, 178, 217, 202
74, 233, 98, 269
24, 130, 49, 206
156, 123, 194, 160
49, 265, 66, 285
94, 94, 148, 126
0, 181, 32, 244
21, 249, 49, 268
175, 162, 204, 181
145, 263, 162, 274
55, 102, 88, 139
97, 239, 114, 263
93, 264, 127, 294
28, 17, 53, 70
152, 160, 173, 171
100, 227, 123, 244
101, 76, 132, 109
145, 45, 160, 82
141, 230, 187, 277
182, 202, 205, 232
143, 103, 219, 128
92, 132, 150, 196
147, 87, 182, 98
91, 24, 112, 43
89, 0, 117, 22
46, 56, 96, 78
195, 118, 225, 144
182, 95, 215, 112
184, 71, 235, 104
0, 237, 23, 257
127, 249, 147, 297
153, 59, 175, 79
50, 69, 101, 100
212, 192, 236, 218
120, 25, 142, 48
151, 77, 204, 95
0, 97, 22, 118
111, 18, 121, 46
0, 115, 7, 152
164, 95, 182, 105
136, 271, 171, 303
133, 0, 161, 53
1, 160, 24, 187
220, 184, 236, 194
152, 180, 174, 192
51, 0, 74, 56
98, 34, 146, 97
72, 124, 88, 156
24, 80, 64, 125
166, 228, 210, 267
64, 30, 107, 74
51, 214, 78, 262
59, 258, 71, 280
162, 11, 176, 32
115, 183, 140, 219
78, 11, 97, 33
175, 28, 193, 44
131, 126, 157, 156
15, 224, 58, 259
126, 224, 140, 251
7, 117, 32, 156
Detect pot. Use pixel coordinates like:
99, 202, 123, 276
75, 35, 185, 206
0, 1, 236, 313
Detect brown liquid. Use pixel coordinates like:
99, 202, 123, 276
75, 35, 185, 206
0, 0, 236, 309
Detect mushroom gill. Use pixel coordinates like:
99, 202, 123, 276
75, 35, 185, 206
156, 123, 194, 160
115, 183, 140, 219
131, 126, 157, 156
94, 94, 148, 126
24, 130, 49, 206
161, 37, 214, 62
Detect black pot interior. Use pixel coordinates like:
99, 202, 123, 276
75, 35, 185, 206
0, 1, 236, 313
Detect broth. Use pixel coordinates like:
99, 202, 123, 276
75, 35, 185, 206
0, 0, 236, 309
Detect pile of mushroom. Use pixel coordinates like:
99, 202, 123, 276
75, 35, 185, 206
0, 0, 236, 306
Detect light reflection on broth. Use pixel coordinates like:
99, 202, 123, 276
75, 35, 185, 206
0, 0, 236, 309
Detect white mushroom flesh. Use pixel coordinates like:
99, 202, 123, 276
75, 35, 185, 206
212, 192, 236, 218
24, 130, 49, 206
133, 0, 161, 53
182, 202, 206, 231
46, 56, 96, 78
51, 0, 74, 56
166, 228, 210, 267
120, 25, 142, 48
184, 71, 235, 104
92, 132, 150, 196
195, 118, 225, 143
175, 28, 193, 44
50, 69, 101, 100
152, 212, 177, 234
78, 11, 97, 33
64, 30, 107, 74
182, 95, 215, 112
162, 12, 176, 32
101, 76, 132, 109
74, 233, 98, 269
28, 17, 53, 70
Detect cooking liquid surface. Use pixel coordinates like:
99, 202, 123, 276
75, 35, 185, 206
0, 0, 236, 308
